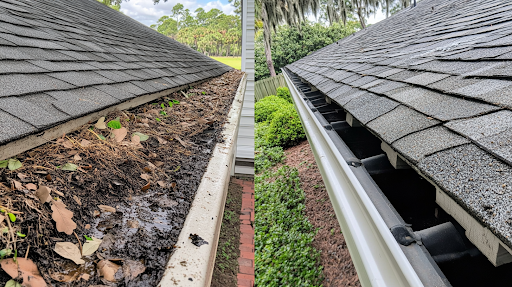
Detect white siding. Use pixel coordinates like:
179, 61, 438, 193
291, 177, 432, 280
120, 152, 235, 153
236, 0, 255, 175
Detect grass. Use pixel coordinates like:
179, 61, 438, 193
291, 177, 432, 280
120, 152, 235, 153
210, 56, 242, 70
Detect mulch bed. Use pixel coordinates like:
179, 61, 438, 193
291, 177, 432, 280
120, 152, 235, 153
211, 178, 243, 287
0, 70, 243, 287
282, 140, 361, 287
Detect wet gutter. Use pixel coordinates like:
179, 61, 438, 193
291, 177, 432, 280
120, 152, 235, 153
282, 69, 449, 287
159, 73, 247, 287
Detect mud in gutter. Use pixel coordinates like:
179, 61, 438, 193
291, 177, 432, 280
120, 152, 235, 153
282, 68, 450, 287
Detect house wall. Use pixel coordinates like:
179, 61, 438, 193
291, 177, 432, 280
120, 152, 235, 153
235, 0, 255, 175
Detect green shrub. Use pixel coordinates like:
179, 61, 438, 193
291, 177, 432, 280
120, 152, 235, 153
266, 105, 305, 147
276, 87, 292, 103
255, 95, 290, 123
255, 146, 285, 174
255, 122, 270, 149
255, 166, 322, 287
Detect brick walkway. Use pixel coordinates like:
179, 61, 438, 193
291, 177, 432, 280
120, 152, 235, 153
232, 178, 255, 287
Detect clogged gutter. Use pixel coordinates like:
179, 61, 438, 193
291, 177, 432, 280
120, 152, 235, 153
0, 70, 243, 287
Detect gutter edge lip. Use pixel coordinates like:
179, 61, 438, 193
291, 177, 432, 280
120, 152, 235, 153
159, 73, 247, 287
283, 69, 424, 287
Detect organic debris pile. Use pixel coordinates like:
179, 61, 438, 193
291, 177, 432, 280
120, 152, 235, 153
0, 70, 243, 287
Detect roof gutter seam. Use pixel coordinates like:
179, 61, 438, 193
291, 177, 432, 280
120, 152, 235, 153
283, 70, 425, 287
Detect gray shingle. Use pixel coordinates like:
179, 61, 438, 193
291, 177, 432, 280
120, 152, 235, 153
48, 71, 113, 86
403, 72, 450, 86
110, 82, 147, 96
367, 105, 440, 143
46, 87, 119, 117
93, 84, 136, 100
0, 110, 36, 144
0, 96, 64, 128
29, 60, 98, 72
393, 126, 470, 162
0, 74, 74, 96
350, 96, 400, 124
0, 60, 48, 74
445, 110, 512, 140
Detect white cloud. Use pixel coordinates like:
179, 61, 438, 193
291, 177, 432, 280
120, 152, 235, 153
120, 0, 235, 26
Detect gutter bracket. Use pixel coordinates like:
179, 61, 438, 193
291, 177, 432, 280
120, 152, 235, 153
391, 224, 423, 246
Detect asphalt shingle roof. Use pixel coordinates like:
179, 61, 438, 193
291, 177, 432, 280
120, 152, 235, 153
0, 0, 231, 145
286, 0, 512, 248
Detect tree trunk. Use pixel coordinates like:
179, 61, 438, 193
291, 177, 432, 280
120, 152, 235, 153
262, 4, 277, 77
355, 1, 367, 29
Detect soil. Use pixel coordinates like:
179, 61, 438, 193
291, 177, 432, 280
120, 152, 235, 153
0, 70, 243, 287
210, 178, 243, 287
282, 140, 361, 287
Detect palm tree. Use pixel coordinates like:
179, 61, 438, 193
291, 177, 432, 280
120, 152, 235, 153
256, 0, 320, 77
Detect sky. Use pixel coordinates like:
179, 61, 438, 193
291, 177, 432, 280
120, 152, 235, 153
120, 0, 235, 27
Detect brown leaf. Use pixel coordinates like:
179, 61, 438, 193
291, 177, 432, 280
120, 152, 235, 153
53, 189, 64, 197
73, 154, 82, 161
25, 183, 37, 191
46, 174, 53, 182
54, 242, 84, 265
95, 117, 107, 129
81, 165, 93, 170
97, 260, 120, 282
36, 186, 51, 203
73, 195, 82, 206
67, 150, 79, 155
81, 274, 90, 280
17, 173, 29, 182
51, 200, 77, 235
171, 182, 176, 189
157, 181, 166, 187
82, 237, 102, 256
1, 258, 47, 287
85, 224, 91, 229
143, 166, 152, 172
63, 140, 74, 149
127, 220, 139, 228
141, 182, 151, 192
140, 174, 150, 181
98, 205, 116, 213
122, 260, 146, 281
156, 137, 168, 144
13, 180, 23, 191
174, 136, 187, 147
154, 161, 164, 167
80, 139, 91, 147
112, 127, 128, 143
93, 210, 100, 217
50, 271, 79, 282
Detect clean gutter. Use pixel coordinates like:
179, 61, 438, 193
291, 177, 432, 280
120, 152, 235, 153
283, 69, 447, 287
159, 73, 247, 287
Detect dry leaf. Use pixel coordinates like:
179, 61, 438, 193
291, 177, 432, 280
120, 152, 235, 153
156, 137, 168, 144
0, 258, 47, 287
175, 136, 187, 147
140, 174, 150, 181
17, 173, 29, 182
127, 220, 139, 228
46, 174, 52, 182
171, 182, 176, 189
25, 183, 37, 191
157, 181, 166, 187
154, 161, 164, 167
97, 260, 120, 282
95, 117, 107, 129
93, 210, 100, 217
13, 180, 23, 190
36, 186, 51, 203
85, 224, 91, 229
82, 237, 102, 256
51, 200, 77, 235
74, 154, 82, 161
73, 195, 82, 206
81, 274, 90, 280
63, 140, 74, 149
122, 260, 146, 281
53, 189, 64, 197
80, 139, 91, 147
141, 182, 151, 192
54, 242, 85, 265
112, 127, 127, 142
67, 150, 78, 155
98, 205, 116, 213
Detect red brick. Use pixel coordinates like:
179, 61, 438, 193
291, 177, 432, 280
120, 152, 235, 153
240, 214, 250, 220
240, 235, 254, 245
238, 257, 253, 267
242, 193, 253, 199
238, 273, 255, 281
240, 244, 254, 252
240, 251, 255, 260
238, 278, 253, 287
239, 265, 255, 275
250, 211, 254, 222
240, 219, 251, 225
240, 225, 254, 234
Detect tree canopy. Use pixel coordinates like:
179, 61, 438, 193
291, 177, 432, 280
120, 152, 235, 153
151, 3, 242, 57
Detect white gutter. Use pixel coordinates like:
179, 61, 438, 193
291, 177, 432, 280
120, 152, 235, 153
283, 71, 424, 287
159, 73, 247, 287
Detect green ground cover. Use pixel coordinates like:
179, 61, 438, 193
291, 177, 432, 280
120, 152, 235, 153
211, 56, 242, 70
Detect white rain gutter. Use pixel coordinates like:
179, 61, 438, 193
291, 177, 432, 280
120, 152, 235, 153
283, 71, 424, 287
159, 73, 247, 287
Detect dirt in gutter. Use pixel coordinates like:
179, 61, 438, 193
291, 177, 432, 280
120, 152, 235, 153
0, 70, 243, 287
282, 140, 361, 287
